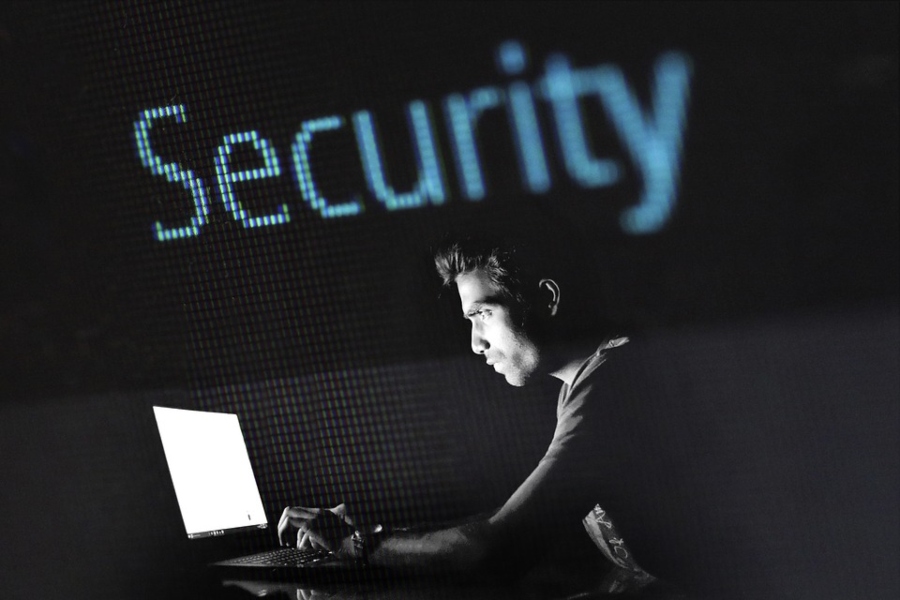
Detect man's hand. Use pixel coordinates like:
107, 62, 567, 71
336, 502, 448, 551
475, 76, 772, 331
277, 503, 355, 554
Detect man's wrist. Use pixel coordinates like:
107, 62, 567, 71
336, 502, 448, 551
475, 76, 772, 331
349, 524, 385, 566
338, 534, 357, 561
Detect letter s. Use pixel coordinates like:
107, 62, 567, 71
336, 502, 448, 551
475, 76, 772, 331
133, 106, 209, 241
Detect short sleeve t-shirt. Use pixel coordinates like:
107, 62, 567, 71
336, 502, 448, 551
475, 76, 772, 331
544, 338, 656, 583
536, 334, 768, 595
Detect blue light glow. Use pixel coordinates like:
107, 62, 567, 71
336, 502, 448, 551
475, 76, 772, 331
541, 52, 692, 234
291, 117, 363, 218
444, 87, 504, 200
352, 102, 446, 211
135, 43, 693, 241
133, 105, 210, 241
507, 81, 551, 193
214, 131, 288, 228
541, 55, 622, 190
602, 53, 692, 234
497, 40, 527, 75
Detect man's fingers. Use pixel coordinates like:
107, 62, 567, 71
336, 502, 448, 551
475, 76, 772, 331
278, 507, 292, 545
295, 521, 338, 553
305, 528, 332, 553
278, 506, 321, 546
287, 506, 322, 518
276, 505, 351, 551
297, 530, 310, 550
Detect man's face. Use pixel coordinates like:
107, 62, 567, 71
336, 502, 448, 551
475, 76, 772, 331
456, 269, 543, 387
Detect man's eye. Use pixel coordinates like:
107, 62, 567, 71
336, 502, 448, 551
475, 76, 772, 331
466, 308, 493, 322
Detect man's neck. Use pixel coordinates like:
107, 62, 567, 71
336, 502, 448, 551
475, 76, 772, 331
547, 340, 606, 387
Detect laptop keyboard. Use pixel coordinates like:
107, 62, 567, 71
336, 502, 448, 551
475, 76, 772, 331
220, 547, 331, 567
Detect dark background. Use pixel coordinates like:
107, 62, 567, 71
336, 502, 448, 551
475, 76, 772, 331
1, 2, 897, 599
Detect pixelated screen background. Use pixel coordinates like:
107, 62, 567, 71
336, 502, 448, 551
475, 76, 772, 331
1, 2, 897, 599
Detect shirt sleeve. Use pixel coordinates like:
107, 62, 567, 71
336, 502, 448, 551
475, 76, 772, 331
488, 359, 613, 546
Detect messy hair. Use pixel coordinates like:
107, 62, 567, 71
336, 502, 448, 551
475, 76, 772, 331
433, 237, 530, 308
432, 210, 613, 342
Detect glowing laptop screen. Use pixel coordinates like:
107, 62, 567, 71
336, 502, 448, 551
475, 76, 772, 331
153, 406, 268, 538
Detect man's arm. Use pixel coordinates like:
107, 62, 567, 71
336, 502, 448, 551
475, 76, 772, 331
281, 452, 591, 577
362, 453, 597, 577
279, 505, 500, 575
283, 381, 602, 576
364, 519, 494, 574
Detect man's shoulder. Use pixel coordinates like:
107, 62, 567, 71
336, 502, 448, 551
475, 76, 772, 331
573, 336, 635, 386
556, 335, 647, 415
603, 336, 631, 350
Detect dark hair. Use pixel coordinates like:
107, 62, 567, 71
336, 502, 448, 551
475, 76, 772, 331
433, 236, 533, 308
432, 210, 612, 341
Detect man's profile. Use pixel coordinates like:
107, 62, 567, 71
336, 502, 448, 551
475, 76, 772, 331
276, 214, 750, 595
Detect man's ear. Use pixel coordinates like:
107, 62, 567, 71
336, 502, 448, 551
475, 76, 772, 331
537, 279, 561, 317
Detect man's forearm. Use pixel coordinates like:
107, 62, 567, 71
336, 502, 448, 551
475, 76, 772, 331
391, 507, 501, 534
366, 520, 494, 574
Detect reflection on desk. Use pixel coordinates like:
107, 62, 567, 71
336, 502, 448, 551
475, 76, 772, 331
223, 578, 514, 600
219, 575, 689, 600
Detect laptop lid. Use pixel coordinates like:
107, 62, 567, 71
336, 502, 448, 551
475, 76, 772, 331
153, 406, 268, 539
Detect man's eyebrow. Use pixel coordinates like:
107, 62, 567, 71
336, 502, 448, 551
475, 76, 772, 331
463, 303, 483, 319
462, 297, 503, 318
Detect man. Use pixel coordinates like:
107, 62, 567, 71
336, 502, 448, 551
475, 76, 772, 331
277, 225, 669, 591
278, 225, 761, 591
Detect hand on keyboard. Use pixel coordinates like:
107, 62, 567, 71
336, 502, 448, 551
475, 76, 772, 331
277, 503, 356, 556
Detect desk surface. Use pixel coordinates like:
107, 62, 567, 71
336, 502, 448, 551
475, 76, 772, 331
215, 577, 690, 600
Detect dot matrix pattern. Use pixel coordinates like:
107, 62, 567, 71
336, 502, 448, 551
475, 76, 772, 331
133, 106, 210, 241
128, 40, 693, 240
63, 6, 587, 544
193, 355, 552, 532
214, 130, 289, 228
291, 116, 364, 218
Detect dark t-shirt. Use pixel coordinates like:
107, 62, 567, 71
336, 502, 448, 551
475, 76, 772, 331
538, 337, 768, 593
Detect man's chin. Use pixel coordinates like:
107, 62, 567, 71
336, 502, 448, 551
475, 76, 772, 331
503, 372, 529, 387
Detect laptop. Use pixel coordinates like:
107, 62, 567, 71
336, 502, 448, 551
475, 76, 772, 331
152, 406, 379, 581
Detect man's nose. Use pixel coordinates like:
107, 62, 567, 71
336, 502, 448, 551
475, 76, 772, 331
471, 325, 488, 355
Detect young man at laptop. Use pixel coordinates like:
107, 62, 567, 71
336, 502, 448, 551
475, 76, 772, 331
277, 220, 763, 596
